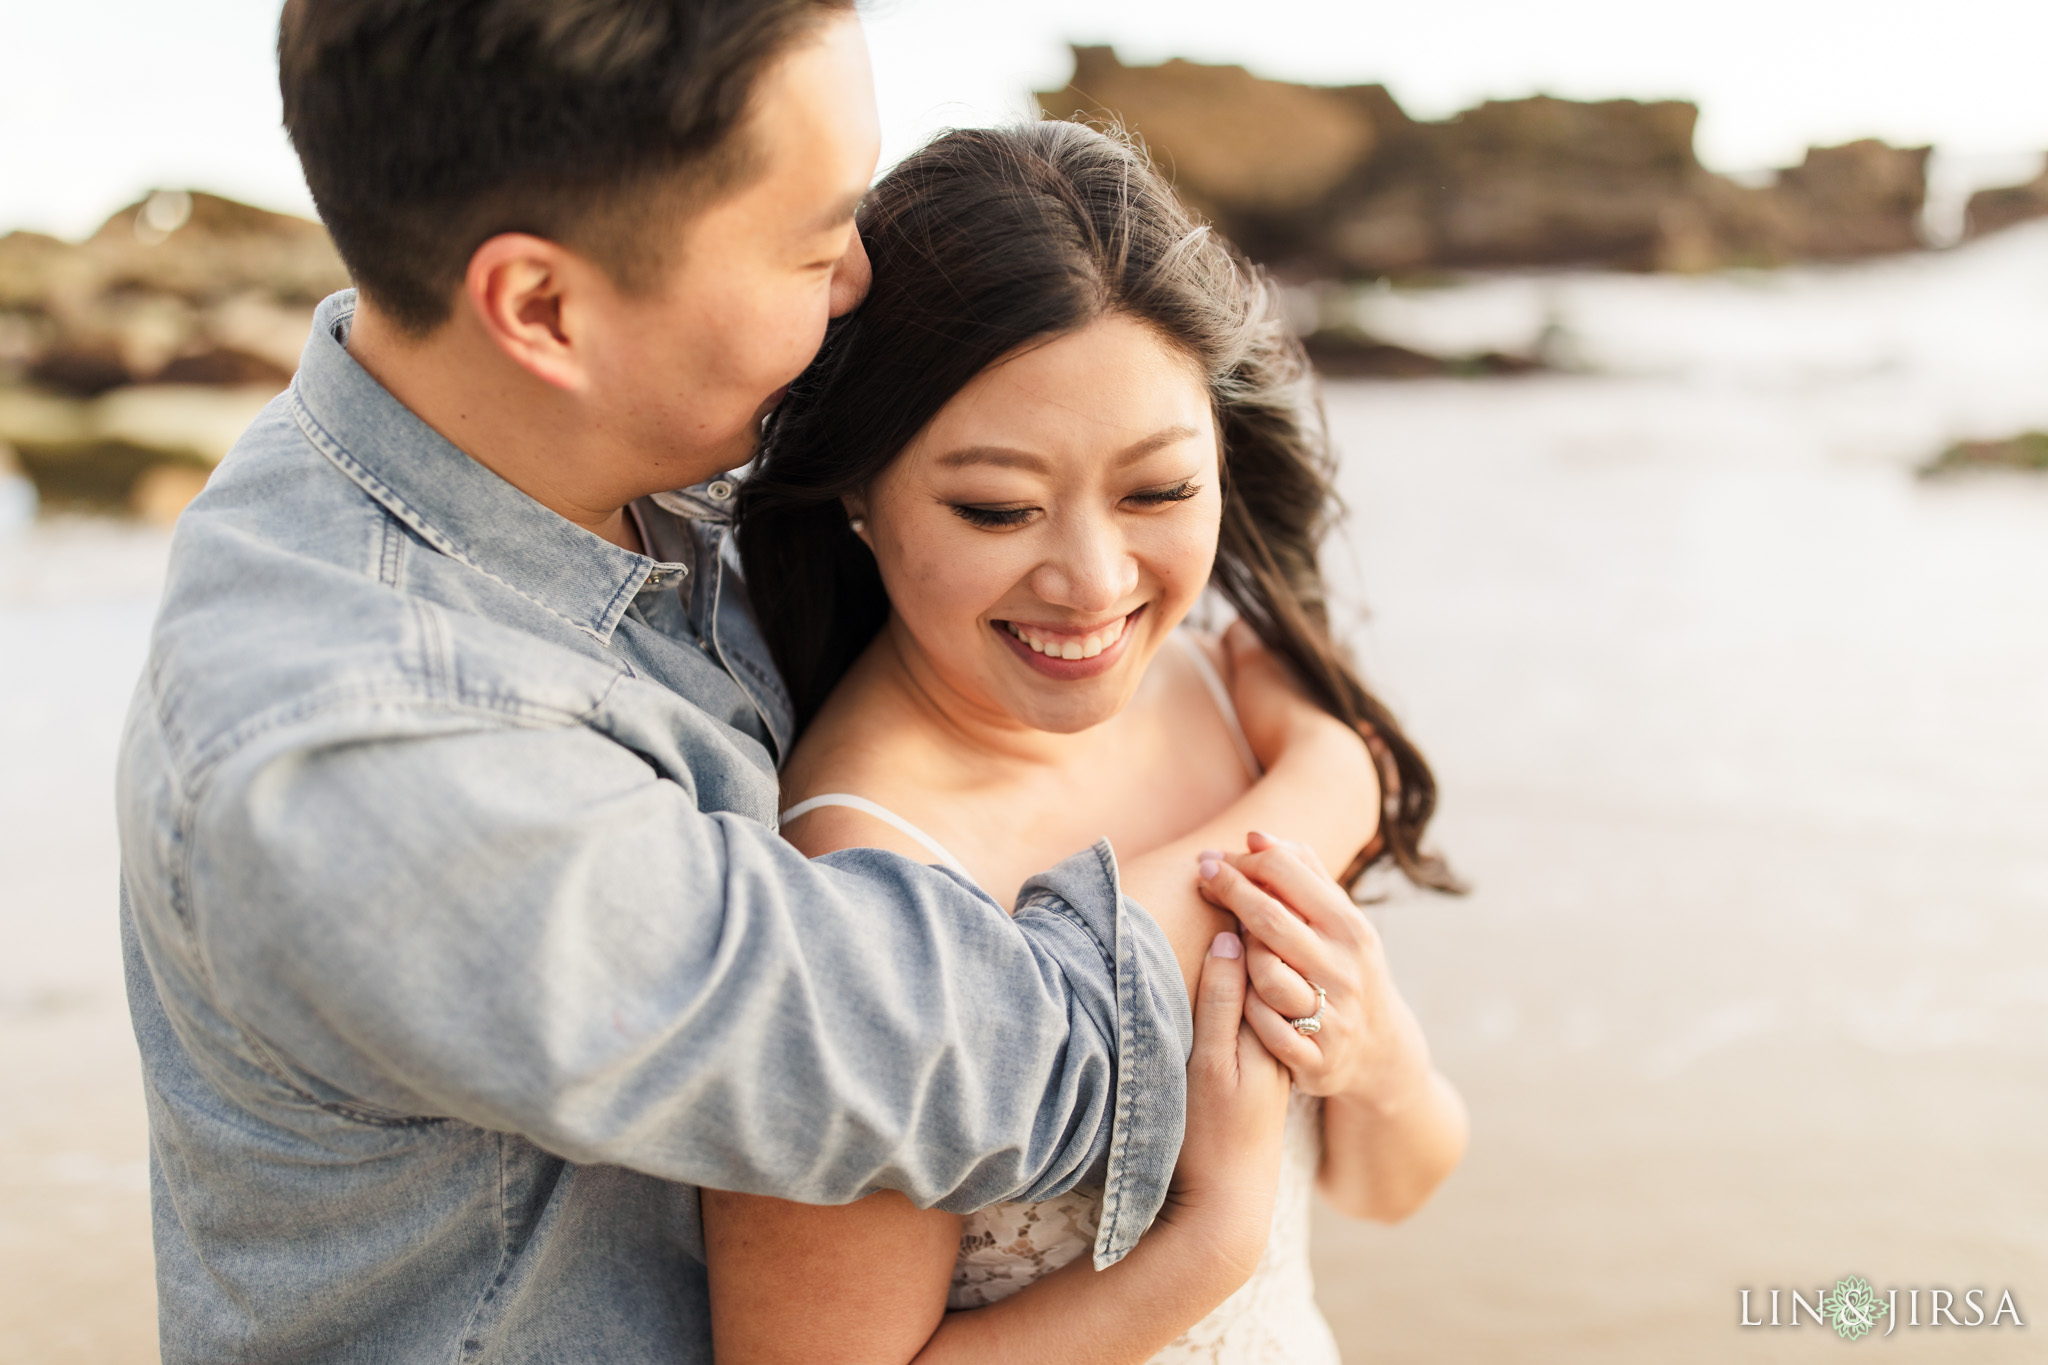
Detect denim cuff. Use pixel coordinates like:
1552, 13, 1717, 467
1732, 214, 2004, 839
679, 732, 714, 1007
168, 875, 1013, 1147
1015, 840, 1192, 1268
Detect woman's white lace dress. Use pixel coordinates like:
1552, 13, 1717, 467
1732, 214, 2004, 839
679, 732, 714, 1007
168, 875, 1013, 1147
948, 1090, 1342, 1364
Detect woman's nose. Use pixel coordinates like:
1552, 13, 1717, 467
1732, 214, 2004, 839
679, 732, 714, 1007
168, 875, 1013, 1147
1031, 515, 1139, 615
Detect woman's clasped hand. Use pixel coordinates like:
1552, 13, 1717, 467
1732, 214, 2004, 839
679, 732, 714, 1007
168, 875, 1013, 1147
1202, 834, 1470, 1224
1136, 930, 1295, 1311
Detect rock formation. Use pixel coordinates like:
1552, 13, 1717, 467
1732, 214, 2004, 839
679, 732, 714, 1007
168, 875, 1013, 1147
1040, 47, 1931, 278
0, 190, 345, 518
1921, 431, 2048, 476
1963, 161, 2048, 240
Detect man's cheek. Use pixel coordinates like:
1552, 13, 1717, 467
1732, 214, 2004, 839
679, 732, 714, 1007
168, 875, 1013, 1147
781, 317, 831, 383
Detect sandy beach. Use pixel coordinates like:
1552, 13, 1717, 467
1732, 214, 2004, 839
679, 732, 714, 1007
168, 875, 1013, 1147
5, 228, 2048, 1360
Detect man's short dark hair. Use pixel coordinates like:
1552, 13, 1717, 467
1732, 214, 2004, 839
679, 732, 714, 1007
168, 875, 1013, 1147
280, 0, 852, 333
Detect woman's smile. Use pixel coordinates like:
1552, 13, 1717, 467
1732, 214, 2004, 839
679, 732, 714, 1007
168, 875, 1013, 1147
993, 605, 1147, 680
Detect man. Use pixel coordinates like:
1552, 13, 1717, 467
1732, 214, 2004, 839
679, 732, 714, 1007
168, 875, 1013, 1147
117, 2, 1381, 1360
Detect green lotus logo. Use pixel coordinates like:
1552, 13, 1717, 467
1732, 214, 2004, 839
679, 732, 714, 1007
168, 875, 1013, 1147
1822, 1276, 1888, 1341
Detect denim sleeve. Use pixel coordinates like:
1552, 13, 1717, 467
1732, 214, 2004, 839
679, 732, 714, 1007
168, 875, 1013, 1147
187, 721, 1191, 1265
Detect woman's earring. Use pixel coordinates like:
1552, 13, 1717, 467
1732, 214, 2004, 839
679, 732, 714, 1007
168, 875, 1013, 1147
848, 517, 867, 535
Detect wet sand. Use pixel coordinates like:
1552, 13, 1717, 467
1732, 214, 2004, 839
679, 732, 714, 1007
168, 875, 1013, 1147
6, 237, 2048, 1360
1, 522, 168, 1361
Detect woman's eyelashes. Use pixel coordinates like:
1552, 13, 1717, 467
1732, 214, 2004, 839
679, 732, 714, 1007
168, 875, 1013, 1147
950, 503, 1037, 529
947, 480, 1204, 530
1125, 478, 1202, 508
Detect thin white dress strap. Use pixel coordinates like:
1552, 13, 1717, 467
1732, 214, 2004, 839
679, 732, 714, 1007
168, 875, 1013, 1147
1174, 631, 1264, 780
778, 793, 977, 882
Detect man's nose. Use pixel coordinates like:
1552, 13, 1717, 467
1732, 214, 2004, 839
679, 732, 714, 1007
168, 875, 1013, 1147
1032, 515, 1138, 614
828, 227, 871, 318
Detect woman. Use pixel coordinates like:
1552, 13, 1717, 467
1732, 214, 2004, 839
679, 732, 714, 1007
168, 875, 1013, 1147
718, 121, 1466, 1364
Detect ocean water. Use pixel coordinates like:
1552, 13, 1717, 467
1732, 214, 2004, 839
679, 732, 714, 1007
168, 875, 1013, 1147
4, 225, 2047, 1360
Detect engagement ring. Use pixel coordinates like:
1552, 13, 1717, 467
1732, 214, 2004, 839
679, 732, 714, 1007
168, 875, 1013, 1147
1290, 985, 1329, 1037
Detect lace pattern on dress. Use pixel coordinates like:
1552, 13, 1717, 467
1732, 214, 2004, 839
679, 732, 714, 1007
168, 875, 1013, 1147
947, 1091, 1341, 1364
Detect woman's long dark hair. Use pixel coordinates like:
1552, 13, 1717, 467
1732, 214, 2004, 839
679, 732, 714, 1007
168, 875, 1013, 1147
738, 121, 1456, 892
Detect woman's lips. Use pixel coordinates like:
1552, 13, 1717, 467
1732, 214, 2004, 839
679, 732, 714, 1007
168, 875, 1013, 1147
991, 606, 1145, 680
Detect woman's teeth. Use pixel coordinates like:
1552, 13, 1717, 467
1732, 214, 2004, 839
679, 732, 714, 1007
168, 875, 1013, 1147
1006, 615, 1127, 660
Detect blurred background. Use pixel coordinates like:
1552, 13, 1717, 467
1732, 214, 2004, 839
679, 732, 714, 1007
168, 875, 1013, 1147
4, 1, 2046, 1360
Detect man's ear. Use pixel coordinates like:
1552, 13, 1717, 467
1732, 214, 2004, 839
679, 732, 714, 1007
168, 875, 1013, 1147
463, 233, 594, 392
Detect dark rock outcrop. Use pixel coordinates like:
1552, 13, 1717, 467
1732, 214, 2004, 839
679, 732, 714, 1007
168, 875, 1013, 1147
0, 190, 344, 516
1765, 140, 1930, 258
0, 191, 346, 393
1921, 432, 2048, 476
1301, 329, 1542, 379
1964, 162, 2048, 240
1040, 47, 1931, 278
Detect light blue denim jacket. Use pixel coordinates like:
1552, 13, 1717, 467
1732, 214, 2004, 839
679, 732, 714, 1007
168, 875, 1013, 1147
116, 291, 1191, 1364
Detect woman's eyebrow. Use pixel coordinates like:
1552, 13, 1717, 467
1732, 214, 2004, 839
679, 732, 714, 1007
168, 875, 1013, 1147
936, 424, 1200, 473
936, 446, 1047, 472
1111, 424, 1201, 466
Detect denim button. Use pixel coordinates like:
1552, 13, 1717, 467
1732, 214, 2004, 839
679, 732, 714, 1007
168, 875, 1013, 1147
705, 480, 734, 501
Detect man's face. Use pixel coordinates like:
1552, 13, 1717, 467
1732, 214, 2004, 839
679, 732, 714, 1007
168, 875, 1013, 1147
581, 10, 879, 485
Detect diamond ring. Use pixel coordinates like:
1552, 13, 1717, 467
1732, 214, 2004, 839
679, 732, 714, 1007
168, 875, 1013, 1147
1290, 985, 1329, 1037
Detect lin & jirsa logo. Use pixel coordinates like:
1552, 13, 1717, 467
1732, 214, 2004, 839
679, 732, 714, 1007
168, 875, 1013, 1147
1740, 1276, 2025, 1340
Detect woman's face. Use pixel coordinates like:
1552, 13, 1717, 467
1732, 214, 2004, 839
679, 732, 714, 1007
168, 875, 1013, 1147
851, 313, 1222, 735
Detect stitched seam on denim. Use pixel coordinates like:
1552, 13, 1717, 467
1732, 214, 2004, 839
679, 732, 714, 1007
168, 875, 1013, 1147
592, 563, 640, 642
134, 659, 201, 945
702, 533, 778, 753
715, 536, 796, 713
1035, 842, 1144, 1265
730, 647, 795, 745
227, 1016, 445, 1129
377, 510, 406, 587
1030, 886, 1126, 1247
169, 792, 204, 965
1106, 911, 1145, 1259
1095, 840, 1143, 1258
452, 1135, 518, 1364
289, 384, 616, 644
718, 587, 795, 712
128, 659, 227, 1017
411, 599, 452, 704
179, 667, 616, 791
146, 650, 197, 800
133, 665, 233, 1027
731, 648, 783, 697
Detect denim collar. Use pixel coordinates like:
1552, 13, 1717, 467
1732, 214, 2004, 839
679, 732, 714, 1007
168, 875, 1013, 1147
288, 290, 696, 644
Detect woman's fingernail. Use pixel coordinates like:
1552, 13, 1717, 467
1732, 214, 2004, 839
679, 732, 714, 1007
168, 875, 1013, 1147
1198, 856, 1222, 881
1210, 931, 1242, 959
1198, 848, 1228, 861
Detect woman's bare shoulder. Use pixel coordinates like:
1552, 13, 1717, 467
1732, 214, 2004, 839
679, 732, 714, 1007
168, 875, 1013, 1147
777, 645, 954, 866
777, 639, 904, 800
